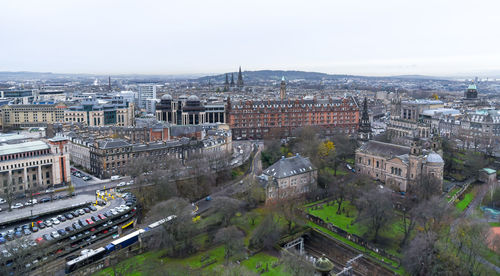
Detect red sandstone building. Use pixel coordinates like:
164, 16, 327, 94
227, 96, 360, 139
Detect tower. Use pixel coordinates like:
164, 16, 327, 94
408, 138, 423, 187
108, 76, 111, 91
358, 97, 372, 141
237, 66, 244, 89
230, 73, 235, 87
224, 74, 229, 91
280, 76, 286, 100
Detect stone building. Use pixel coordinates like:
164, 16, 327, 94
0, 137, 71, 196
261, 154, 317, 203
355, 139, 444, 192
0, 102, 67, 129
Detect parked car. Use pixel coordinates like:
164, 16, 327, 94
23, 229, 31, 236
83, 208, 90, 213
12, 203, 24, 209
65, 213, 74, 220
85, 218, 94, 225
31, 226, 39, 232
91, 216, 100, 222
117, 182, 126, 187
40, 197, 51, 203
89, 206, 97, 212
57, 229, 67, 236
57, 216, 66, 222
97, 214, 106, 220
52, 218, 60, 225
50, 231, 60, 239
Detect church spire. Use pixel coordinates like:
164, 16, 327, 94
230, 73, 235, 87
358, 97, 372, 141
280, 76, 286, 101
224, 74, 229, 91
237, 66, 244, 89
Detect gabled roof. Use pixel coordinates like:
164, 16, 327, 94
263, 154, 316, 179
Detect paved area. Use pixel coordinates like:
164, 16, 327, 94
0, 194, 95, 225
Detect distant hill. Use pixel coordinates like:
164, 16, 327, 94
196, 70, 446, 83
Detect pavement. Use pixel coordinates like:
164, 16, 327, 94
0, 194, 125, 250
0, 194, 95, 225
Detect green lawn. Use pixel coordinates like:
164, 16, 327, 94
489, 222, 500, 227
456, 192, 474, 212
307, 201, 362, 235
240, 252, 289, 276
323, 167, 349, 176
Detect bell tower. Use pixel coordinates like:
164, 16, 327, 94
280, 76, 286, 101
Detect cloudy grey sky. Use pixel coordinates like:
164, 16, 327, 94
1, 0, 499, 76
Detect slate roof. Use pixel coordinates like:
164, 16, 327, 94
358, 140, 410, 159
263, 155, 316, 179
97, 139, 131, 149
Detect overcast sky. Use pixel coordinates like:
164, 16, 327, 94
1, 0, 500, 76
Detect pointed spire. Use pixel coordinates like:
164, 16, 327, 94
237, 66, 244, 88
230, 73, 235, 86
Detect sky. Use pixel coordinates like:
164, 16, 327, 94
1, 0, 500, 76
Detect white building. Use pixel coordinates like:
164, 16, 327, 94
145, 98, 160, 114
137, 85, 157, 109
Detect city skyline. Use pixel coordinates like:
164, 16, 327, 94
1, 0, 500, 76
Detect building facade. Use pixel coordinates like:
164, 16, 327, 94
137, 84, 157, 109
227, 96, 359, 139
261, 154, 317, 203
0, 138, 71, 196
155, 94, 226, 125
0, 102, 67, 129
64, 99, 134, 127
355, 139, 444, 192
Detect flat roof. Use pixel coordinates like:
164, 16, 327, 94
0, 141, 49, 156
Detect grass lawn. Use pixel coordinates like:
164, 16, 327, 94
240, 252, 289, 276
307, 201, 362, 235
456, 192, 474, 212
306, 201, 404, 258
489, 222, 500, 227
323, 167, 349, 176
345, 158, 355, 165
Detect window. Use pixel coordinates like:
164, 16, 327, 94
376, 161, 379, 168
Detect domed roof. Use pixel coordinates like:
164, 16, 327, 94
314, 255, 334, 272
187, 95, 200, 102
161, 94, 172, 100
427, 152, 444, 163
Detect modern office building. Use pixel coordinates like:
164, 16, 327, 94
155, 94, 226, 125
0, 137, 71, 195
64, 98, 134, 127
137, 84, 157, 109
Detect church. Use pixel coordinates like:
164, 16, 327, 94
355, 137, 444, 192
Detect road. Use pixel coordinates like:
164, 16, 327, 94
195, 142, 262, 214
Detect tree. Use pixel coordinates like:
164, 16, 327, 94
248, 214, 282, 251
246, 180, 266, 208
261, 139, 282, 169
463, 152, 488, 179
211, 196, 244, 227
354, 186, 394, 242
146, 197, 196, 257
215, 226, 245, 264
318, 141, 335, 160
451, 218, 491, 275
274, 197, 304, 233
408, 175, 442, 202
281, 250, 316, 276
402, 231, 441, 275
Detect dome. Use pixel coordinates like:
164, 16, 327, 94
427, 152, 444, 163
187, 95, 200, 102
161, 94, 172, 100
314, 255, 334, 272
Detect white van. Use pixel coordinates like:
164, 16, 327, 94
110, 175, 120, 181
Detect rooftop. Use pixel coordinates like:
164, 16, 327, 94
263, 154, 316, 179
0, 141, 49, 156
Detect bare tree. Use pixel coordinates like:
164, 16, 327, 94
281, 249, 316, 276
248, 214, 282, 251
211, 196, 244, 227
354, 186, 394, 242
408, 175, 442, 202
215, 226, 245, 264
